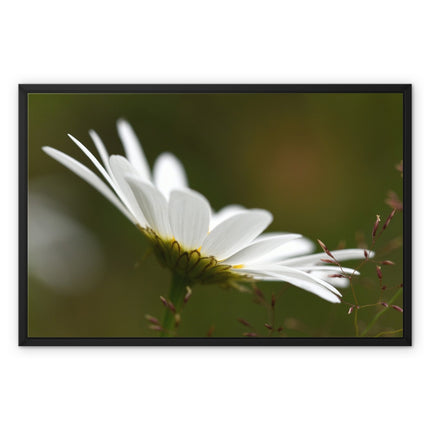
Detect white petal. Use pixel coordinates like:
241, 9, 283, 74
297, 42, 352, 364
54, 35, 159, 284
235, 265, 341, 303
310, 271, 351, 288
254, 237, 316, 263
87, 133, 140, 220
89, 129, 112, 175
117, 119, 151, 181
153, 152, 188, 199
264, 271, 341, 303
126, 178, 172, 239
67, 134, 116, 189
201, 209, 273, 260
224, 234, 302, 265
42, 147, 134, 222
251, 232, 289, 242
168, 189, 210, 250
295, 266, 360, 276
210, 204, 246, 230
242, 264, 342, 296
109, 155, 148, 227
281, 249, 375, 266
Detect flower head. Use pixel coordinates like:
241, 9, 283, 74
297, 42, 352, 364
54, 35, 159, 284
43, 120, 374, 303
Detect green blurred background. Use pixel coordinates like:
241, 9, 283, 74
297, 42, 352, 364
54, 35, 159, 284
27, 92, 404, 338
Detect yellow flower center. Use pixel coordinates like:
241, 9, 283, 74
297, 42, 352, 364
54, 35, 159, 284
141, 228, 249, 286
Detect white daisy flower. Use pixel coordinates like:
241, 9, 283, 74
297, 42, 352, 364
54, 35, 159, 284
43, 120, 373, 305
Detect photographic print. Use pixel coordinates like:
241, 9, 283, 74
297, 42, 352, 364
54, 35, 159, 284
19, 85, 411, 345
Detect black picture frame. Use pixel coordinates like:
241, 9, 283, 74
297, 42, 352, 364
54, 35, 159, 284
19, 84, 412, 346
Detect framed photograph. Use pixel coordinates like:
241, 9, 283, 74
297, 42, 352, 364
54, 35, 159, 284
19, 84, 411, 346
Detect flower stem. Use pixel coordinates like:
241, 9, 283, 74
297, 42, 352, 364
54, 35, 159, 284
360, 288, 403, 337
161, 273, 188, 337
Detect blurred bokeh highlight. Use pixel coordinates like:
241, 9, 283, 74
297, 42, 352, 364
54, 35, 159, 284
28, 92, 404, 337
